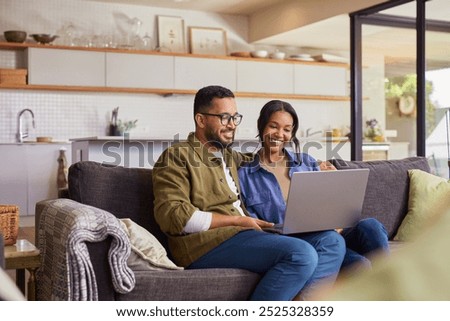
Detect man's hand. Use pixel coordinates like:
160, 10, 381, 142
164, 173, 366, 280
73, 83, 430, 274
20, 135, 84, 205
210, 213, 274, 231
235, 216, 274, 230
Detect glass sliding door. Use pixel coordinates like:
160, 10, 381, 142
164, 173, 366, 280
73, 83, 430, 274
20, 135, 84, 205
425, 0, 450, 178
362, 24, 417, 160
360, 3, 418, 161
351, 0, 450, 173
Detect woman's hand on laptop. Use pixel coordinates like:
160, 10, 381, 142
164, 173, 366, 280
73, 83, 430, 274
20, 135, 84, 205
319, 160, 337, 171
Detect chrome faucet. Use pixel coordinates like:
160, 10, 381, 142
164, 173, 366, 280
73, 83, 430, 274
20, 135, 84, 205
306, 128, 322, 137
17, 108, 35, 143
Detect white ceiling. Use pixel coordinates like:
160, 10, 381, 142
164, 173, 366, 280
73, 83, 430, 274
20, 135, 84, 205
83, 0, 301, 15
84, 0, 387, 51
85, 0, 449, 70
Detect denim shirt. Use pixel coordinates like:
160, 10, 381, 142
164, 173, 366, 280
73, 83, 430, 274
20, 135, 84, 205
238, 150, 320, 224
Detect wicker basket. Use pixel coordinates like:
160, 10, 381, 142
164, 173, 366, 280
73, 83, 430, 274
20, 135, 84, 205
0, 205, 19, 246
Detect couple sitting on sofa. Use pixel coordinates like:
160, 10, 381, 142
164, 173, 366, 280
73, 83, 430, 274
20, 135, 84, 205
152, 85, 389, 301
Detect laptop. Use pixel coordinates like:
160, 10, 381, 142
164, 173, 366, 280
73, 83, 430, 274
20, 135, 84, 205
266, 169, 370, 234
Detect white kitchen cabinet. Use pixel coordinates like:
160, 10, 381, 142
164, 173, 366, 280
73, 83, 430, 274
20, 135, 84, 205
106, 52, 174, 89
3, 43, 350, 100
27, 48, 105, 86
0, 145, 28, 216
294, 64, 347, 96
236, 60, 294, 94
174, 56, 236, 91
0, 143, 71, 216
26, 144, 72, 216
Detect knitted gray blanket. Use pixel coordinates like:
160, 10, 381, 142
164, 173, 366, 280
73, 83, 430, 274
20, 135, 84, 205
37, 199, 135, 300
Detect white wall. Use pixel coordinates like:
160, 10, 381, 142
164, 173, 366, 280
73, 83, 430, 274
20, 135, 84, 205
0, 0, 350, 143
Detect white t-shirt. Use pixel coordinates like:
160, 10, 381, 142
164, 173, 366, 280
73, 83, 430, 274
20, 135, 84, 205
183, 157, 244, 233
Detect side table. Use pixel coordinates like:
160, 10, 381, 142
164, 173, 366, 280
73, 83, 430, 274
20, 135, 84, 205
5, 239, 41, 301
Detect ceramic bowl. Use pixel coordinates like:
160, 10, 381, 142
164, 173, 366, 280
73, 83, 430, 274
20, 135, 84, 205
4, 30, 27, 43
250, 50, 268, 58
30, 34, 59, 44
270, 51, 286, 60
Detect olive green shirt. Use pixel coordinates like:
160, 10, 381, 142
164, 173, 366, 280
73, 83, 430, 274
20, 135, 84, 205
152, 132, 252, 267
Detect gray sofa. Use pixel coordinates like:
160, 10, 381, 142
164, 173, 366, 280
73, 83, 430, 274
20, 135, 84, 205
35, 156, 430, 300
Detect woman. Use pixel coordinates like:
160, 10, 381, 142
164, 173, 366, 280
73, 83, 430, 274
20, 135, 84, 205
238, 100, 389, 272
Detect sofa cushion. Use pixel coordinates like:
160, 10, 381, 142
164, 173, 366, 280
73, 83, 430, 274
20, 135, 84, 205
68, 161, 168, 249
330, 157, 430, 239
394, 169, 450, 241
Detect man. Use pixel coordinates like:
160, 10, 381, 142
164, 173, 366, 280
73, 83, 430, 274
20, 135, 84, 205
152, 85, 345, 300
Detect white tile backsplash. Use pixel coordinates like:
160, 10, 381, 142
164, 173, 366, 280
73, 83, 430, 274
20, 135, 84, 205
0, 89, 350, 143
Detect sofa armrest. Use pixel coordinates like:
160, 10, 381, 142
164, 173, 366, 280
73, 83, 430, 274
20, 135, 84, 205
35, 199, 128, 300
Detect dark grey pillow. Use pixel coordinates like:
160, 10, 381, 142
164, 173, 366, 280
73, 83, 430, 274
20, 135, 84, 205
330, 157, 431, 239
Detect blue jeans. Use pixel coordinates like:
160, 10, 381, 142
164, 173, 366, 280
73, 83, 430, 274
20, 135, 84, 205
341, 218, 389, 269
188, 229, 345, 301
288, 230, 346, 299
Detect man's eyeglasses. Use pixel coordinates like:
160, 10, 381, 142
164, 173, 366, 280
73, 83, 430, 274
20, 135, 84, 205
200, 112, 243, 126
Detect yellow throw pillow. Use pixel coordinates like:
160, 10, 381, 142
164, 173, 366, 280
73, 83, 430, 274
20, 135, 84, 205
394, 169, 450, 241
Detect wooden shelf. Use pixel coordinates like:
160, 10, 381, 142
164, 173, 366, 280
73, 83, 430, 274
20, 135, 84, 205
0, 84, 350, 101
234, 92, 349, 101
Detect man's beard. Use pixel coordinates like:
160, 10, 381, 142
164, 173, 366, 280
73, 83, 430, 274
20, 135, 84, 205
204, 128, 235, 149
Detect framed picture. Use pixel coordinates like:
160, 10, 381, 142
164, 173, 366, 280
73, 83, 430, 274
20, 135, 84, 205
189, 27, 228, 56
157, 15, 186, 53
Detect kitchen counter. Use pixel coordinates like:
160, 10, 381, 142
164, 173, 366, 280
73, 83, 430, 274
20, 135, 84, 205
70, 135, 351, 142
71, 136, 262, 167
69, 136, 261, 142
71, 136, 353, 165
362, 142, 390, 151
70, 136, 169, 142
0, 141, 71, 145
0, 143, 72, 216
299, 136, 350, 143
